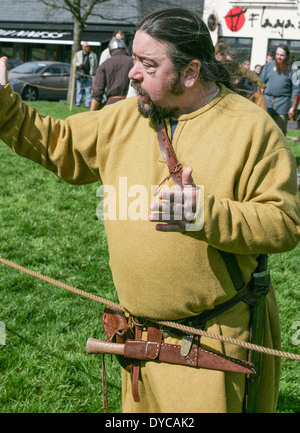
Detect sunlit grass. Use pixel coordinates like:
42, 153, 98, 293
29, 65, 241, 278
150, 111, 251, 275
0, 101, 299, 412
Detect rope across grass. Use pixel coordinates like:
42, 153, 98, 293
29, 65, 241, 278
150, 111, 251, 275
1, 255, 299, 361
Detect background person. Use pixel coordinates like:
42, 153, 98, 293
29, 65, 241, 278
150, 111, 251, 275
260, 44, 300, 135
75, 41, 98, 108
261, 51, 274, 72
254, 64, 262, 76
90, 38, 134, 110
265, 52, 274, 63
289, 93, 300, 144
99, 29, 126, 65
214, 41, 265, 96
236, 59, 258, 98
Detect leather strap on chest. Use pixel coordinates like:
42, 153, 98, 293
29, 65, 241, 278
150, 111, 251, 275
156, 118, 184, 190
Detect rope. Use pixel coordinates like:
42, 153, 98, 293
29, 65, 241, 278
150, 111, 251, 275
10, 71, 91, 92
10, 71, 88, 78
1, 255, 299, 361
155, 320, 300, 361
14, 79, 69, 92
0, 256, 121, 311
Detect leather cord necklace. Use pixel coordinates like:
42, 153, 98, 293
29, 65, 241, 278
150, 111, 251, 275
155, 86, 220, 193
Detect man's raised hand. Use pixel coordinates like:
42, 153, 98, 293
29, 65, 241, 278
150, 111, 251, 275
0, 57, 8, 90
149, 166, 199, 233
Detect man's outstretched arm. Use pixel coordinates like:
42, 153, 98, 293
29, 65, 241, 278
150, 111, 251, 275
0, 56, 100, 185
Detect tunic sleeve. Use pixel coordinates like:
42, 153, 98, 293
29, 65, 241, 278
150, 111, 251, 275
186, 127, 300, 255
0, 84, 101, 185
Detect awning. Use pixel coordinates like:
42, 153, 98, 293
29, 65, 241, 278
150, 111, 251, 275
0, 28, 103, 46
0, 23, 135, 46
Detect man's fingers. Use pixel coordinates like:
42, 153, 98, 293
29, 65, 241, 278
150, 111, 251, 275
150, 167, 198, 232
149, 212, 184, 222
150, 200, 181, 213
0, 56, 8, 89
182, 166, 194, 187
158, 186, 196, 203
158, 190, 179, 202
154, 223, 185, 233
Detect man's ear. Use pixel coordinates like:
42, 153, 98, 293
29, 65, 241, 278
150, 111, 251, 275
183, 60, 201, 88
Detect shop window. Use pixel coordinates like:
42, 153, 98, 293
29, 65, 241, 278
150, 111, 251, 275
31, 44, 47, 61
219, 37, 253, 64
61, 45, 73, 63
0, 42, 23, 60
30, 43, 59, 61
47, 44, 58, 61
0, 42, 13, 58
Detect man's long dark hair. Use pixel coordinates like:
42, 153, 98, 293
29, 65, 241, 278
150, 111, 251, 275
136, 8, 234, 90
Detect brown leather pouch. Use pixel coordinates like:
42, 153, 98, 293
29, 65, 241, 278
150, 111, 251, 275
101, 306, 135, 372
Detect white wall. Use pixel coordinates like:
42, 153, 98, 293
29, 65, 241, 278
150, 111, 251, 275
203, 0, 300, 68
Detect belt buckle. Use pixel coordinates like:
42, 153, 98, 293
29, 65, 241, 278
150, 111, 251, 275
181, 333, 194, 356
180, 320, 195, 357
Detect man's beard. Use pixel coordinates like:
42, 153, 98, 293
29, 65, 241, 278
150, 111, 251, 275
131, 74, 184, 119
137, 99, 179, 119
275, 59, 288, 74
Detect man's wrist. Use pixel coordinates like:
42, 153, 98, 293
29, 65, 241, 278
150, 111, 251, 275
0, 82, 9, 93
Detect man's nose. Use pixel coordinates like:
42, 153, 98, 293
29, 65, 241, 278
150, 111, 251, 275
128, 62, 143, 81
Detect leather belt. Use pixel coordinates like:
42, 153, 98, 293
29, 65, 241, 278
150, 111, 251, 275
108, 95, 126, 100
178, 281, 252, 332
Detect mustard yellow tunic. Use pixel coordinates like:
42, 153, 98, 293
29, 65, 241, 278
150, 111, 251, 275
0, 83, 299, 413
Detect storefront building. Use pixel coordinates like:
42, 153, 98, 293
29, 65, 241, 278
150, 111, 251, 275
2, 0, 298, 71
0, 24, 98, 64
0, 0, 137, 65
203, 0, 300, 68
0, 23, 135, 65
0, 0, 206, 67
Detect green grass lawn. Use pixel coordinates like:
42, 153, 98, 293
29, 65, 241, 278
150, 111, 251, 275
0, 101, 299, 413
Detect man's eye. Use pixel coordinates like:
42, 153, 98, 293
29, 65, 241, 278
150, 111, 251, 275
143, 63, 155, 73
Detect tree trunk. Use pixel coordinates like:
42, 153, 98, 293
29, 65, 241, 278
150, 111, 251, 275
67, 19, 84, 105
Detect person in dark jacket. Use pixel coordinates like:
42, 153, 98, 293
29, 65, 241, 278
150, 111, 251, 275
90, 38, 133, 110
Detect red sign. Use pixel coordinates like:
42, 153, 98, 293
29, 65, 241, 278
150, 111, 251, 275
225, 7, 246, 32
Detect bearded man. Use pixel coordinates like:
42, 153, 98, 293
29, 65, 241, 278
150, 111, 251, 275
260, 44, 300, 135
0, 8, 299, 413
